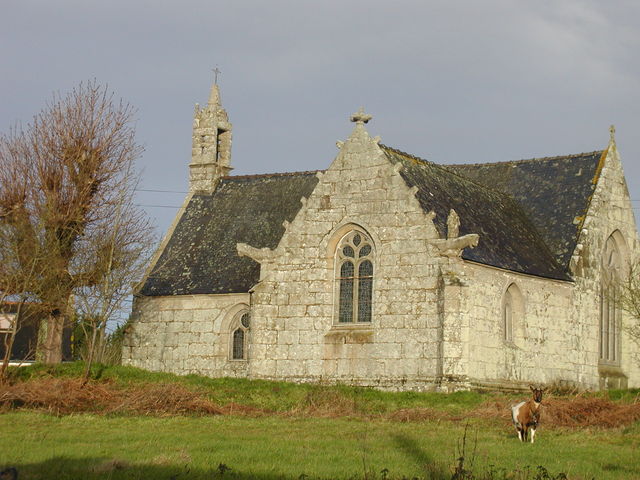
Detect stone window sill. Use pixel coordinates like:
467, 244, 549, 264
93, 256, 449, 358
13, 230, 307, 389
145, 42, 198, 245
329, 323, 374, 333
598, 363, 624, 375
325, 323, 374, 344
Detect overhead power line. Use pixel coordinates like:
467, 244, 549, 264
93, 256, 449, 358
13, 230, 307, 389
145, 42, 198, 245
135, 204, 182, 209
136, 188, 188, 194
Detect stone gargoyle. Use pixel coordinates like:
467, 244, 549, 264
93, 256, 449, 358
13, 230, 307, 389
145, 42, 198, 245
236, 243, 276, 263
428, 209, 480, 257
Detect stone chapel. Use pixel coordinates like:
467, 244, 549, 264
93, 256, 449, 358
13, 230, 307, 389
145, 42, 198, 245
122, 82, 640, 391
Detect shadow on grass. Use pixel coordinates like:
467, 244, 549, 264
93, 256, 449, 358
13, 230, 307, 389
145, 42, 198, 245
391, 434, 449, 480
1, 456, 339, 480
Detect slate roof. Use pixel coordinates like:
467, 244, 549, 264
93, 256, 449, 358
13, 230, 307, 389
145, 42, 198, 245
141, 145, 604, 296
446, 151, 603, 270
381, 145, 571, 280
140, 172, 320, 296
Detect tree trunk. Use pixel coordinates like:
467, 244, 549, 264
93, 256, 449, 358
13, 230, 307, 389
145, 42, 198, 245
42, 312, 65, 364
82, 317, 99, 384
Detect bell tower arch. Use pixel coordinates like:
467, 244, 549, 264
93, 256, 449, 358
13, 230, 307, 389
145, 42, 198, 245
189, 75, 233, 192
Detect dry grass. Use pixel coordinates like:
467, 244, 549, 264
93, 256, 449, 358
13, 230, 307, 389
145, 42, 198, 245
0, 378, 115, 415
0, 378, 222, 416
543, 395, 640, 428
218, 402, 270, 417
2, 377, 640, 430
386, 407, 446, 423
469, 394, 640, 429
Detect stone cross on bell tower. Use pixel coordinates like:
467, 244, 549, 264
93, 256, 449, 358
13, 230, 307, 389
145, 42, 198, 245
350, 107, 372, 124
189, 74, 233, 192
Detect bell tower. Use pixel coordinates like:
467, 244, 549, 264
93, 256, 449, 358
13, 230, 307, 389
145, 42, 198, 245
189, 78, 233, 192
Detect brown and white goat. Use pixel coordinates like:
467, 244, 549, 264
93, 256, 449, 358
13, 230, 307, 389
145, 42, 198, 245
511, 385, 545, 443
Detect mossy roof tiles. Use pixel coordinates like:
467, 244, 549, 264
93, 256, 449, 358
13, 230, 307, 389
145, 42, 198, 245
141, 171, 320, 296
446, 151, 602, 270
381, 145, 570, 280
141, 146, 601, 296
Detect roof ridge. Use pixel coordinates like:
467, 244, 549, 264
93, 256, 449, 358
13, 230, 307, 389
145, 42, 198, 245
381, 143, 518, 203
379, 143, 431, 164
380, 143, 603, 168
449, 150, 604, 167
222, 169, 325, 181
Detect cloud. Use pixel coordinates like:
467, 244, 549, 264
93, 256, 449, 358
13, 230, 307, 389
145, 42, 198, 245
1, 0, 639, 233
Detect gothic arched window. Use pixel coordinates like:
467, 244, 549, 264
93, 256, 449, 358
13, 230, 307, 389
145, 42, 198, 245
336, 230, 374, 323
231, 311, 250, 360
501, 283, 523, 344
503, 287, 514, 343
600, 235, 622, 365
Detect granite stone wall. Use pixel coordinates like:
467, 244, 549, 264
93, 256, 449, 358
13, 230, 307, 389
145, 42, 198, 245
443, 144, 640, 391
123, 124, 639, 391
244, 121, 448, 390
572, 144, 640, 388
122, 292, 250, 377
454, 262, 577, 389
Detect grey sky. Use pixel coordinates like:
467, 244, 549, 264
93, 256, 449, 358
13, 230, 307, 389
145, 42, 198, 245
2, 0, 639, 235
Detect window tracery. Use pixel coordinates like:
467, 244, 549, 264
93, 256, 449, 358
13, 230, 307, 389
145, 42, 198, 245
336, 230, 374, 323
231, 311, 250, 360
600, 235, 622, 365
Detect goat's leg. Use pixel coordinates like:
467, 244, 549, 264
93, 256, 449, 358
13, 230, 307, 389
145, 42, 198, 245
517, 428, 523, 442
530, 428, 536, 443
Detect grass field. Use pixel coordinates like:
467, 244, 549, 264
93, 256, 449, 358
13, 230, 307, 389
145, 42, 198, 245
1, 363, 639, 480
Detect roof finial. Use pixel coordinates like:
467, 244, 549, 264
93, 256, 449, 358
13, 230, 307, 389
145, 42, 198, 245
208, 71, 221, 107
609, 124, 616, 146
350, 107, 372, 125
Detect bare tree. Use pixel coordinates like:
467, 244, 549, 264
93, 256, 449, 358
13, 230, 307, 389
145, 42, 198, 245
0, 235, 49, 381
0, 80, 154, 366
74, 161, 155, 381
0, 144, 49, 381
0, 297, 43, 383
619, 261, 640, 343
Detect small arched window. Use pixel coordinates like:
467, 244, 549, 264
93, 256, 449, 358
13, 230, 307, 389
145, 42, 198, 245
600, 235, 622, 365
336, 230, 374, 323
231, 311, 250, 360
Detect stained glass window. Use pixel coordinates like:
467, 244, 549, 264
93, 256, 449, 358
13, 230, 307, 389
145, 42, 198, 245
358, 261, 373, 323
336, 230, 374, 323
232, 329, 245, 360
339, 261, 354, 323
231, 310, 250, 360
